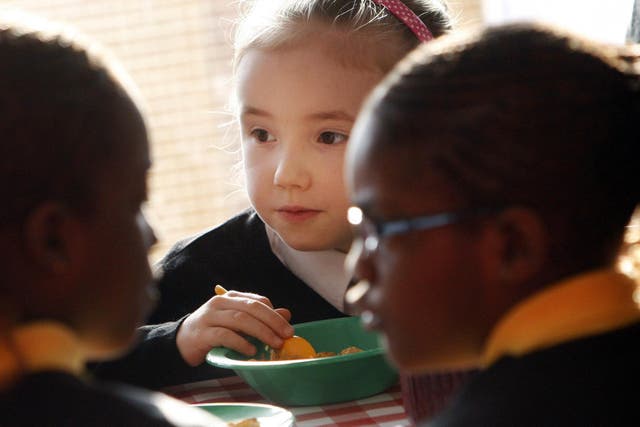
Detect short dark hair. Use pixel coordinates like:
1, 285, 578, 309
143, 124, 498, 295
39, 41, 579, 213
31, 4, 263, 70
365, 23, 640, 268
0, 18, 146, 225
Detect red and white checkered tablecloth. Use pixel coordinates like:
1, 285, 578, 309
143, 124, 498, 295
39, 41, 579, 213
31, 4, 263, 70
164, 375, 411, 427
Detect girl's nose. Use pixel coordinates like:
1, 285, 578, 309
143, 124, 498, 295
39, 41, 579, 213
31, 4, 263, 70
273, 145, 311, 190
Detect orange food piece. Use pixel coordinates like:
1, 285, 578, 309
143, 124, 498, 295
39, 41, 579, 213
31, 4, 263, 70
339, 346, 363, 355
228, 418, 259, 427
273, 336, 317, 360
315, 351, 337, 358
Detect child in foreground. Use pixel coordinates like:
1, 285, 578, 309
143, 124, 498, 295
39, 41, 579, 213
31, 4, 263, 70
0, 16, 222, 426
346, 23, 640, 426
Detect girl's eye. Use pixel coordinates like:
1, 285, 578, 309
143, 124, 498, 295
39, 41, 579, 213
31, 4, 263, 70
250, 128, 276, 143
318, 131, 347, 145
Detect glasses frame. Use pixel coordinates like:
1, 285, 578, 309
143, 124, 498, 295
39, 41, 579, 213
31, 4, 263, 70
348, 206, 499, 253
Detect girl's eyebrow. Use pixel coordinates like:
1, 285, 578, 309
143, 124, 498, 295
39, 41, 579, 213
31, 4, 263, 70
240, 106, 272, 118
240, 107, 353, 122
305, 110, 354, 122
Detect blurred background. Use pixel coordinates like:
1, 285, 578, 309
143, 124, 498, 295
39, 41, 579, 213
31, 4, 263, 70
0, 0, 637, 265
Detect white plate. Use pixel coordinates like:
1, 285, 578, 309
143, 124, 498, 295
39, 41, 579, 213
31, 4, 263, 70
194, 402, 295, 426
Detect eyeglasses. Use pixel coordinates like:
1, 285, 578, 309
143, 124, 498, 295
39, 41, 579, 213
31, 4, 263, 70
347, 206, 497, 253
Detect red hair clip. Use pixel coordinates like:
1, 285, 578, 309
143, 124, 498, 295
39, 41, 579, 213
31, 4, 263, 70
374, 0, 434, 42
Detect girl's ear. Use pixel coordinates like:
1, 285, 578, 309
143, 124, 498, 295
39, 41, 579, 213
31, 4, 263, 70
493, 207, 548, 287
24, 202, 76, 275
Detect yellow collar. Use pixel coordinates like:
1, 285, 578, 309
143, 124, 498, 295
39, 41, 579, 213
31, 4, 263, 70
482, 269, 640, 367
0, 321, 85, 390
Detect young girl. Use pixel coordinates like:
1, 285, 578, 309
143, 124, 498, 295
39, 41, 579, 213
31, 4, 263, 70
345, 23, 640, 425
93, 0, 455, 390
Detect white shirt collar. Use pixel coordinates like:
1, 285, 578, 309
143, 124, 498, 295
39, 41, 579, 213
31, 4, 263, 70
266, 225, 351, 312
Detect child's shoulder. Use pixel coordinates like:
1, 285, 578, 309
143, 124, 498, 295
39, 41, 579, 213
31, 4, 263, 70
158, 208, 267, 269
1, 371, 216, 426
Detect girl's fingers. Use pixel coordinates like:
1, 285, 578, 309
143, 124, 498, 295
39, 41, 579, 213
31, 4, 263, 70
209, 295, 293, 338
275, 307, 292, 323
202, 326, 258, 357
177, 293, 296, 365
178, 303, 284, 365
209, 307, 292, 349
215, 290, 275, 309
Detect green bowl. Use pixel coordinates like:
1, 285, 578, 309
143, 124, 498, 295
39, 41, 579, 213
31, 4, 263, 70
206, 316, 398, 406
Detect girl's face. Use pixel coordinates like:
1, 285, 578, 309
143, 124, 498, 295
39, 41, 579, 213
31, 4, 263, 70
236, 36, 384, 252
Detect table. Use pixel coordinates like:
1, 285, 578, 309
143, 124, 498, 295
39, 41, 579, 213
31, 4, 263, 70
164, 375, 411, 426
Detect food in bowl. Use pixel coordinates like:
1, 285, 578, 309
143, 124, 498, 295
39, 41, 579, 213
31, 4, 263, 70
271, 335, 316, 360
207, 316, 398, 406
227, 418, 259, 427
250, 335, 363, 361
316, 346, 363, 358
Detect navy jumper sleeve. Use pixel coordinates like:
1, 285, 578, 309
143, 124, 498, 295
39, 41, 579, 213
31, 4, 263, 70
91, 209, 345, 388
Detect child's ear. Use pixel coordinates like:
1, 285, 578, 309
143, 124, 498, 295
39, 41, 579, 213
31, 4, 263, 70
24, 202, 75, 275
493, 206, 548, 286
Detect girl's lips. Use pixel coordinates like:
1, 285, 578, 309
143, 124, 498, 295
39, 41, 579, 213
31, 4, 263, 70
277, 207, 321, 222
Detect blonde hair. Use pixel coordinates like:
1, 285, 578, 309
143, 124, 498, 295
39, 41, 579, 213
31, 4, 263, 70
233, 0, 452, 72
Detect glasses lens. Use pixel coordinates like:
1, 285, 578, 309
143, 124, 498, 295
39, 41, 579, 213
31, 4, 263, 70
364, 235, 379, 252
347, 206, 380, 253
347, 206, 363, 225
361, 218, 379, 252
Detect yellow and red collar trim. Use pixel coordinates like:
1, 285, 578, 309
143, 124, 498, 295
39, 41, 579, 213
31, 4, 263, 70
482, 269, 640, 367
0, 321, 85, 390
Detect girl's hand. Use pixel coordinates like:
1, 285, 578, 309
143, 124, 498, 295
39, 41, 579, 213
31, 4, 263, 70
176, 290, 293, 366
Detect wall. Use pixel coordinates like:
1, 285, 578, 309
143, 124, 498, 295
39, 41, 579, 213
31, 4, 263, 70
0, 0, 484, 261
